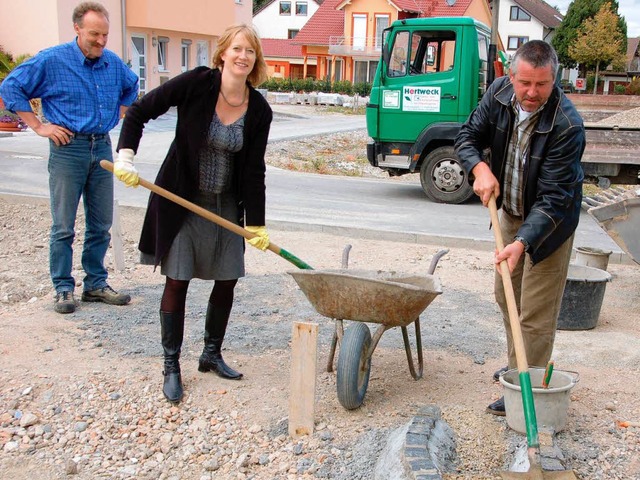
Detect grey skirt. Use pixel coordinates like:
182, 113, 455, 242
140, 192, 245, 281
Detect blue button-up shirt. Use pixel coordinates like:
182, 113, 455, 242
0, 40, 139, 134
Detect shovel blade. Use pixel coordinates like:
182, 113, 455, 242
500, 468, 578, 480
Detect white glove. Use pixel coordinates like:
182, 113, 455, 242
114, 148, 139, 187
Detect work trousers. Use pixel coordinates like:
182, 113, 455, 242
495, 211, 574, 369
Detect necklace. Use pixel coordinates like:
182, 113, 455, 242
220, 87, 247, 108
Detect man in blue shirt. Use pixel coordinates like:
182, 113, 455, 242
0, 1, 139, 314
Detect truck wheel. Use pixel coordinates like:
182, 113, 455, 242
420, 146, 474, 204
336, 322, 372, 410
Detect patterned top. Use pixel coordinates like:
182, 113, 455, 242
199, 112, 246, 194
0, 40, 139, 134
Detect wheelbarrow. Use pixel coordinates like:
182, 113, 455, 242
289, 247, 447, 410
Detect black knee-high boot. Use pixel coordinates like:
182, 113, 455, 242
198, 303, 242, 380
160, 311, 185, 402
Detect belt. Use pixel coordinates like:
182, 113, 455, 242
72, 133, 108, 140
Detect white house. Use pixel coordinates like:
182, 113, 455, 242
497, 0, 562, 53
253, 0, 322, 39
253, 0, 322, 79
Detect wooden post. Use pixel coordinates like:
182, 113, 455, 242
289, 322, 318, 438
111, 200, 125, 272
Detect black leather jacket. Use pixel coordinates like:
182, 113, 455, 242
455, 76, 585, 264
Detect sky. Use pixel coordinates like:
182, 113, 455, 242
552, 0, 640, 38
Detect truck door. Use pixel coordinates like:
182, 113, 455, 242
378, 27, 462, 143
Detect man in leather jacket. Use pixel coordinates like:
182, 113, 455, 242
454, 40, 585, 416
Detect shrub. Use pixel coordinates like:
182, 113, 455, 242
613, 84, 626, 95
262, 76, 370, 97
353, 82, 372, 97
332, 80, 353, 95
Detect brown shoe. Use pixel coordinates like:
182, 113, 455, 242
486, 397, 506, 416
82, 285, 131, 305
54, 291, 76, 314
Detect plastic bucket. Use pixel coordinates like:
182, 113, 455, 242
557, 264, 612, 330
500, 368, 579, 434
574, 246, 612, 271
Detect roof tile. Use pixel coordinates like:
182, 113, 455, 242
293, 0, 344, 46
512, 0, 563, 28
261, 38, 304, 58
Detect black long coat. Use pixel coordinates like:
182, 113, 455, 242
117, 67, 272, 266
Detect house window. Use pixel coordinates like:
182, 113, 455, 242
353, 14, 367, 51
280, 1, 291, 15
354, 60, 379, 84
288, 29, 299, 39
157, 36, 169, 71
375, 14, 390, 51
327, 58, 343, 82
181, 39, 191, 72
510, 6, 531, 21
296, 1, 307, 15
508, 36, 529, 50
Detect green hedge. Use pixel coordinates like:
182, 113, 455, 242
261, 77, 371, 96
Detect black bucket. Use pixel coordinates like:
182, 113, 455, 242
557, 264, 612, 330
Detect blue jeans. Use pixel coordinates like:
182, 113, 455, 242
48, 134, 113, 293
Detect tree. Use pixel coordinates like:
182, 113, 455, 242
569, 2, 626, 94
552, 0, 627, 70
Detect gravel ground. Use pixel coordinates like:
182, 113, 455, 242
1, 102, 639, 479
1, 196, 639, 480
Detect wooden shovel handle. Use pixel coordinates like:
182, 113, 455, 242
489, 196, 541, 451
101, 160, 313, 270
488, 196, 529, 373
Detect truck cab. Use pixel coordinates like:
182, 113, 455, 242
366, 17, 491, 203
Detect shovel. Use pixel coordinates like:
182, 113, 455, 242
488, 196, 577, 480
100, 160, 313, 270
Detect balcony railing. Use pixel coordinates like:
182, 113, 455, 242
328, 36, 382, 57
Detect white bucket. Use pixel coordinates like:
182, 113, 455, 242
574, 246, 612, 271
499, 368, 579, 434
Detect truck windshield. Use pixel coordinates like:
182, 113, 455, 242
388, 30, 457, 78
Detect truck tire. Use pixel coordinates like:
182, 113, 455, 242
419, 146, 474, 204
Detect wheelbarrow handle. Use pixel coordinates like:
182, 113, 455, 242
101, 160, 313, 270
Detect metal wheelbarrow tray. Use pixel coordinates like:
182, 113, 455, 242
289, 249, 446, 410
588, 195, 640, 265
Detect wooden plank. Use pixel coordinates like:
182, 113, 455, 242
289, 322, 318, 438
111, 200, 125, 272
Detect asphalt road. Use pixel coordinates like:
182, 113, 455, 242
0, 106, 625, 262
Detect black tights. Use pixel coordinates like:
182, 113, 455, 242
160, 277, 238, 313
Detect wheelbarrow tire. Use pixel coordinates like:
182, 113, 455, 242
336, 322, 372, 410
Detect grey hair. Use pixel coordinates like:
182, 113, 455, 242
73, 2, 109, 26
511, 40, 558, 79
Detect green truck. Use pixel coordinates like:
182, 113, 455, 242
366, 17, 640, 204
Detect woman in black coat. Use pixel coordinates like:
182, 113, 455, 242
114, 24, 273, 403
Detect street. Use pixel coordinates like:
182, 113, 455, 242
0, 105, 624, 261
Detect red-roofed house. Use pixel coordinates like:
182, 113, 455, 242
293, 0, 492, 83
